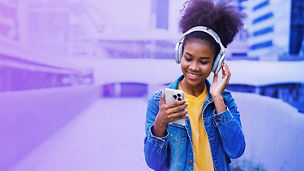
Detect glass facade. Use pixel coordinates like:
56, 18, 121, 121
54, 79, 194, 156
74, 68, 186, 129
289, 0, 304, 55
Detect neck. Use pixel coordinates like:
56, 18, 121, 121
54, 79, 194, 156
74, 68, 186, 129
180, 78, 205, 97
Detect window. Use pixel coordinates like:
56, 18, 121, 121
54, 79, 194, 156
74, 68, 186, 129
154, 0, 169, 30
252, 12, 273, 24
253, 26, 274, 37
253, 0, 269, 11
250, 40, 273, 50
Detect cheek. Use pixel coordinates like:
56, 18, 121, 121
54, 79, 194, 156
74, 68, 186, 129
199, 64, 213, 75
208, 63, 214, 69
205, 64, 213, 72
206, 64, 213, 74
180, 58, 187, 70
180, 63, 186, 74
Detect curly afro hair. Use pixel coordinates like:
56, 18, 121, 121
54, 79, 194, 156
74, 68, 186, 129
179, 0, 245, 48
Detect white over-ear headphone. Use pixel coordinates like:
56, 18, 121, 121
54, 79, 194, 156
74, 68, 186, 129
175, 26, 225, 74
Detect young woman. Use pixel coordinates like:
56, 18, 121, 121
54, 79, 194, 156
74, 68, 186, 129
144, 0, 245, 170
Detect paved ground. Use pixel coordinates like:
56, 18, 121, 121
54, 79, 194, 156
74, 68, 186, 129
7, 92, 304, 171
8, 98, 152, 171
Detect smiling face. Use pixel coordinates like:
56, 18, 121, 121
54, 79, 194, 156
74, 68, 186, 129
180, 38, 215, 92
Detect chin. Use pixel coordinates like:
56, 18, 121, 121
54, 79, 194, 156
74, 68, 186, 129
184, 76, 204, 87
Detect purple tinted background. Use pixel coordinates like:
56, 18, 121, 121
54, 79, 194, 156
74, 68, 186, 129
0, 0, 303, 171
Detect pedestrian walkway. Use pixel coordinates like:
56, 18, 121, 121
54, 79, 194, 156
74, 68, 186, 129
8, 98, 151, 171
7, 92, 304, 171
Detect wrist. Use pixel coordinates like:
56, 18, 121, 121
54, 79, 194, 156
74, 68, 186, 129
153, 118, 167, 137
212, 95, 226, 114
211, 94, 223, 100
154, 119, 166, 130
155, 114, 167, 126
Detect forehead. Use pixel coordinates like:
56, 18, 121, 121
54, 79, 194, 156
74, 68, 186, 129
183, 39, 215, 57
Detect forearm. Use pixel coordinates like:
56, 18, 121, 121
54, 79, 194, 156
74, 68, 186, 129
153, 118, 167, 138
212, 95, 226, 114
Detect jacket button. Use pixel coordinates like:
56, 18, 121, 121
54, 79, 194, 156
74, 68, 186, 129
188, 160, 192, 164
216, 118, 222, 122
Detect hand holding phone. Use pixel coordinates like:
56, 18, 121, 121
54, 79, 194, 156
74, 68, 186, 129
164, 88, 187, 126
153, 89, 188, 137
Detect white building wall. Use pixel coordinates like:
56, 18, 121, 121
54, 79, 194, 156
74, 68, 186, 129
246, 0, 291, 60
168, 0, 187, 34
272, 0, 291, 56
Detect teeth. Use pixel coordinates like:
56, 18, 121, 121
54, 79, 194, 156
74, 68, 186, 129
188, 73, 199, 78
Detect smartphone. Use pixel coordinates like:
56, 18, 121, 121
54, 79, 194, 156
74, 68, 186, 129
164, 88, 186, 126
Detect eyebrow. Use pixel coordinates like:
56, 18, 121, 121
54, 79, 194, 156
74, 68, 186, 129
185, 52, 210, 59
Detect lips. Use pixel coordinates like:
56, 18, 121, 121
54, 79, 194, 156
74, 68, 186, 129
187, 72, 201, 80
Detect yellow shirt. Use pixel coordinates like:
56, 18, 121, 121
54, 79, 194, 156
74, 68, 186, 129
179, 83, 214, 171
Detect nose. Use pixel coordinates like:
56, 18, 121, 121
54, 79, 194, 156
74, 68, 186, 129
189, 61, 199, 72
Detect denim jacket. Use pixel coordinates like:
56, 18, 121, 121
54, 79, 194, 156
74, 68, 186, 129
144, 75, 245, 171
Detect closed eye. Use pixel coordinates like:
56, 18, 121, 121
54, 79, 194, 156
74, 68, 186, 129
185, 57, 192, 61
200, 61, 209, 64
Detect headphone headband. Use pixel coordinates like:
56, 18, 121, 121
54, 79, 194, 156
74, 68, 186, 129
180, 26, 225, 52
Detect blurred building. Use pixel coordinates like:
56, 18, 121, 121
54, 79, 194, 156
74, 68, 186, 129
12, 0, 107, 57
0, 0, 94, 93
18, 0, 77, 55
0, 1, 18, 42
98, 0, 249, 60
244, 0, 304, 60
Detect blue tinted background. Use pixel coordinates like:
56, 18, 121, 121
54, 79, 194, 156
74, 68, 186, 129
0, 0, 303, 170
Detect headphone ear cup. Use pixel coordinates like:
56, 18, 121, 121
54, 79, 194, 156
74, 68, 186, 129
215, 55, 225, 74
175, 41, 183, 64
212, 52, 225, 74
212, 54, 220, 73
